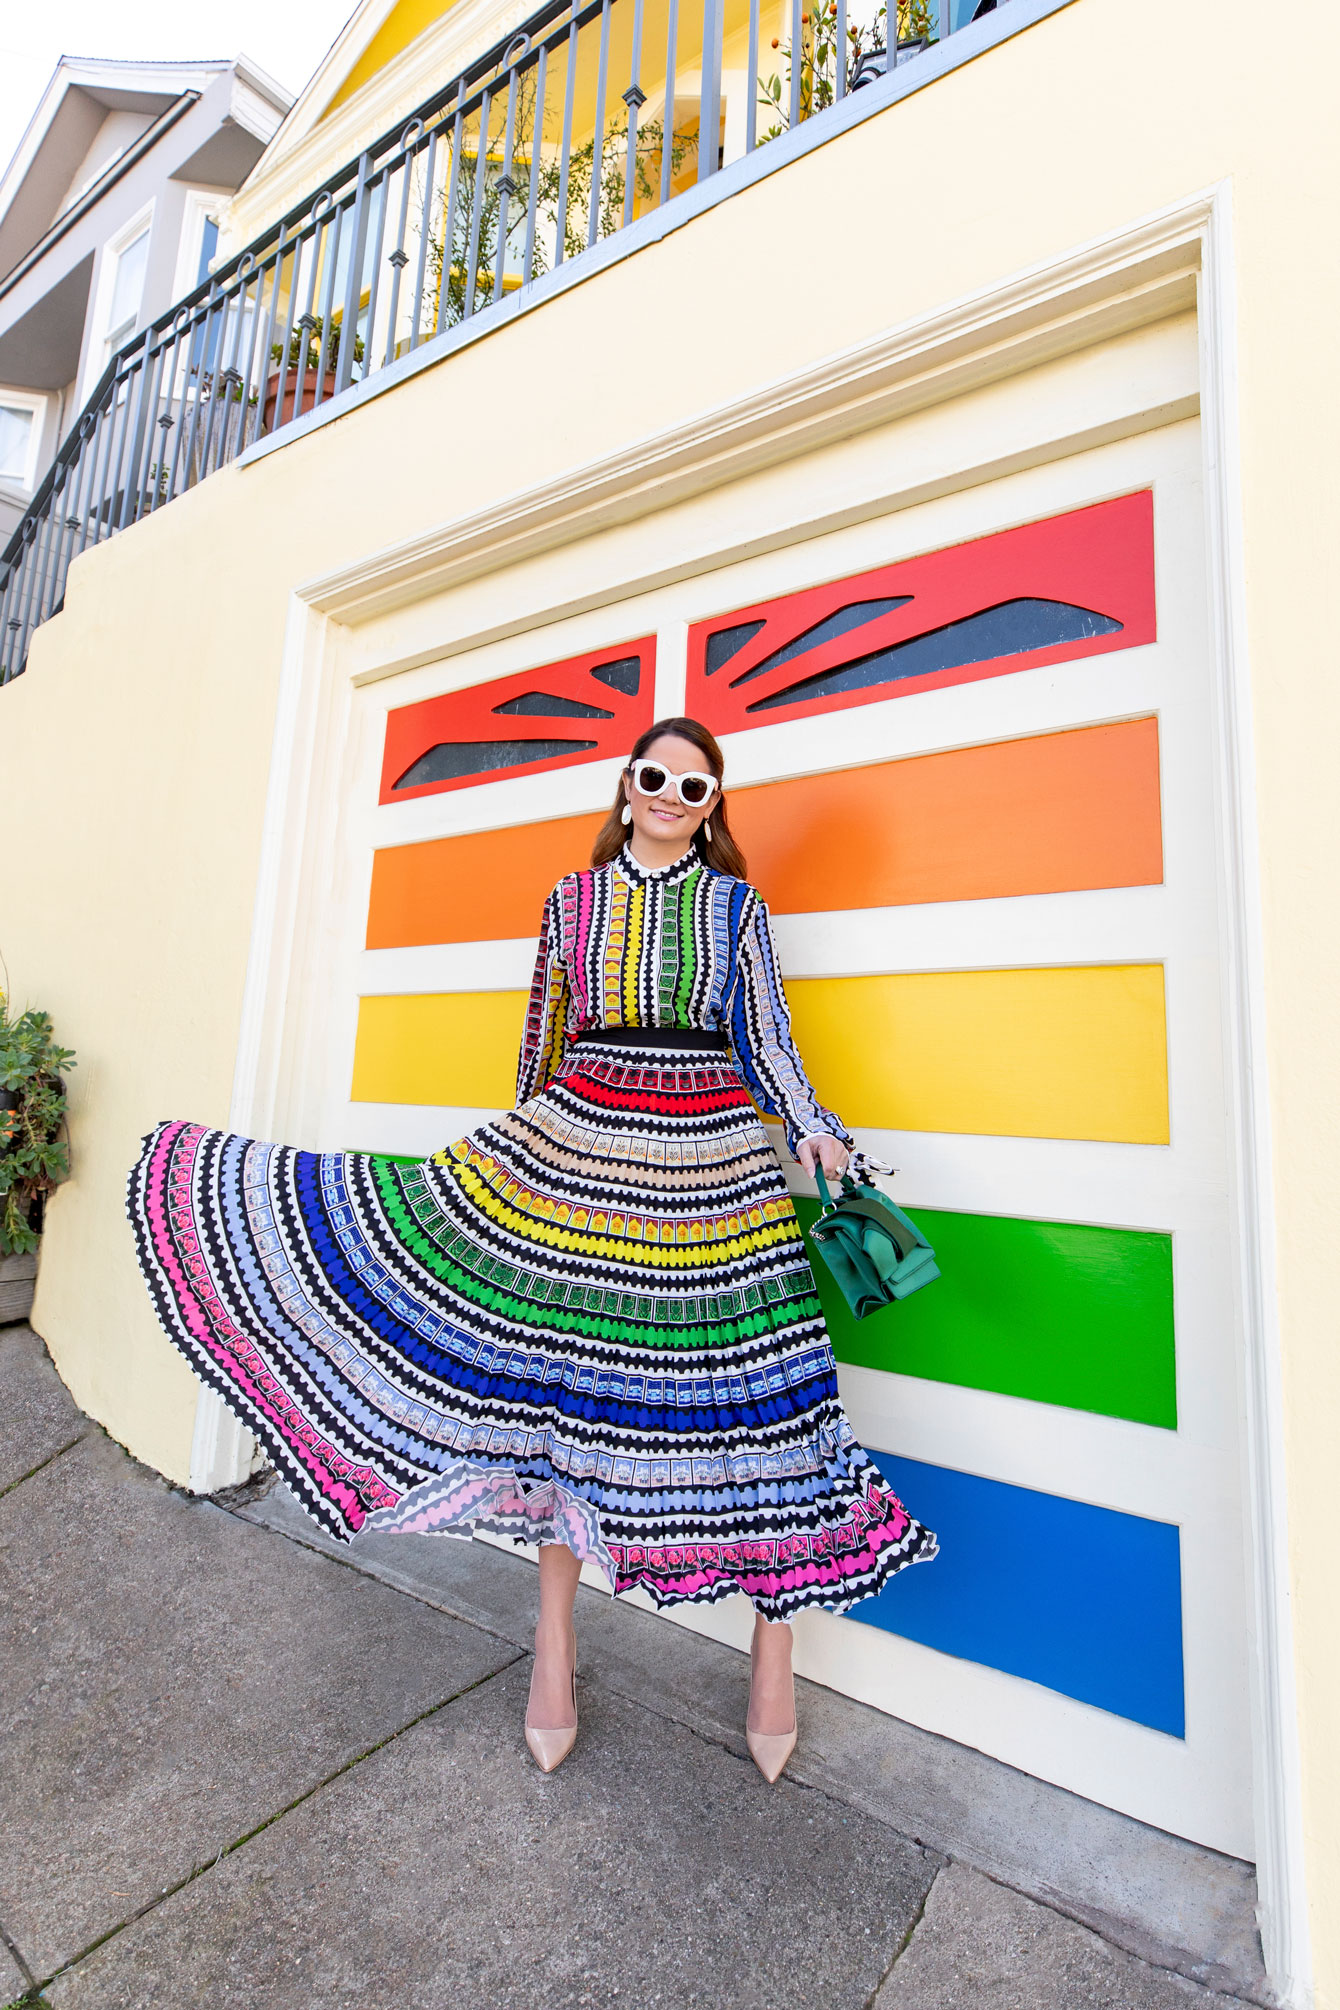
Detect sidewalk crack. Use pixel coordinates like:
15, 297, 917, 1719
0, 1912, 39, 1995
860, 1865, 940, 2009
0, 1435, 87, 1505
32, 1654, 523, 1993
215, 1500, 530, 1656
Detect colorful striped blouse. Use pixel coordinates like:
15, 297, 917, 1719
516, 844, 853, 1156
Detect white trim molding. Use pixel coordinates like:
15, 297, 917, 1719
297, 199, 1202, 631
1195, 185, 1312, 2007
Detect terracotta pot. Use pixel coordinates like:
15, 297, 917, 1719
0, 1246, 37, 1326
262, 369, 329, 432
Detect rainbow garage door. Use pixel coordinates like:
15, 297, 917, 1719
340, 457, 1251, 1855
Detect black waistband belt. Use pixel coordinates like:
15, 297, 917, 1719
577, 1027, 729, 1053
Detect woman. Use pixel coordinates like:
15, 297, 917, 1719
128, 717, 935, 1782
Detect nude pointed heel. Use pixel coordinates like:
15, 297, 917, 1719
525, 1635, 578, 1774
746, 1724, 798, 1784
746, 1636, 797, 1784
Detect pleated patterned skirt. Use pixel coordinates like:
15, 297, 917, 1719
128, 1036, 936, 1619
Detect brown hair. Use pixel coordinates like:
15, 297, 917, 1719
591, 717, 748, 878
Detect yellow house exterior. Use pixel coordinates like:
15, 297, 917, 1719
1, 0, 1337, 2000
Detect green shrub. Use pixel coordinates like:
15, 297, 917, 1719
0, 994, 75, 1256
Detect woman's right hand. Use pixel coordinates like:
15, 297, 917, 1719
796, 1133, 850, 1180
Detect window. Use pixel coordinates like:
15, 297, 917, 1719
0, 404, 34, 481
381, 642, 655, 803
196, 215, 219, 286
105, 224, 151, 354
686, 492, 1157, 734
172, 193, 222, 302
0, 394, 45, 490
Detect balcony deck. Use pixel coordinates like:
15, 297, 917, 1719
0, 0, 1063, 684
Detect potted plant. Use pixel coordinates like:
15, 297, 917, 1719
758, 0, 935, 132
263, 316, 365, 431
0, 992, 75, 1325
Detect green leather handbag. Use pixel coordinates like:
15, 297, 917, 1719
807, 1170, 940, 1319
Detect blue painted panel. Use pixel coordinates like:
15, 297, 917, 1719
858, 1454, 1185, 1736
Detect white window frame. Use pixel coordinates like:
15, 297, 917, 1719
83, 200, 156, 401
172, 189, 225, 301
0, 388, 48, 492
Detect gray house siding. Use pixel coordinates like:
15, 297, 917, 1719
0, 59, 289, 540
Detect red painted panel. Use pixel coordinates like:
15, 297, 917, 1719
380, 638, 656, 804
686, 492, 1156, 735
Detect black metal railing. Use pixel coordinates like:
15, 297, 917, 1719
0, 0, 981, 683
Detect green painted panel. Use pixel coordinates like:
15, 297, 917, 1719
795, 1199, 1176, 1429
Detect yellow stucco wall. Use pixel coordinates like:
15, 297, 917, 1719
322, 0, 465, 116
3, 0, 1339, 1989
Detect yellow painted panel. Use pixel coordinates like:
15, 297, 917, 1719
351, 968, 1167, 1140
351, 991, 528, 1107
787, 966, 1169, 1143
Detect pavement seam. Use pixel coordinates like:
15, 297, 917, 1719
224, 1504, 813, 1783
221, 1500, 1268, 2004
30, 1654, 524, 1994
215, 1501, 531, 1656
226, 1504, 915, 1786
0, 1915, 39, 1996
0, 1435, 87, 1506
859, 1861, 941, 2009
958, 1864, 1275, 2010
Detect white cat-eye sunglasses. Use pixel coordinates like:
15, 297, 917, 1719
626, 758, 719, 808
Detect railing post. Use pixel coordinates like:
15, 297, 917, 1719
660, 0, 681, 206
409, 124, 438, 343
384, 121, 421, 361
437, 81, 467, 325
178, 284, 219, 486
462, 86, 493, 316
309, 197, 342, 410
493, 50, 526, 304
554, 5, 580, 266
698, 0, 724, 181
253, 224, 289, 446
335, 150, 374, 395
114, 334, 154, 530
523, 41, 548, 284
622, 0, 647, 228
232, 259, 265, 458
788, 0, 803, 127
587, 0, 613, 246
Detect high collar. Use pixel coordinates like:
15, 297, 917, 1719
614, 841, 703, 887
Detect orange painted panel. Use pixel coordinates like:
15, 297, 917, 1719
365, 721, 1162, 948
734, 719, 1163, 914
367, 811, 605, 948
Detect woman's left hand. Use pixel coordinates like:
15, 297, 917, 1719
796, 1134, 850, 1179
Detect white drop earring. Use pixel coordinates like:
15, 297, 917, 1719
704, 821, 713, 842
621, 802, 632, 825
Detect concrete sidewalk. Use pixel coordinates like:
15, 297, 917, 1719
0, 1323, 1273, 2009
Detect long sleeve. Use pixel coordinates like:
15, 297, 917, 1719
727, 893, 854, 1158
515, 888, 573, 1105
